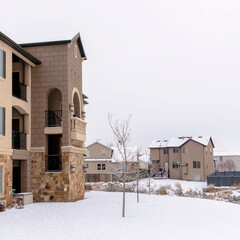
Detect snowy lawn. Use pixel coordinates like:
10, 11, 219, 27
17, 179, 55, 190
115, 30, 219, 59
1, 191, 240, 240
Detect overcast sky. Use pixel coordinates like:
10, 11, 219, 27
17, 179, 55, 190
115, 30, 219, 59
2, 0, 240, 151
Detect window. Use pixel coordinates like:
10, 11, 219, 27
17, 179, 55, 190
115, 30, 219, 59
97, 163, 106, 170
0, 107, 5, 136
194, 175, 200, 181
205, 147, 208, 154
172, 161, 180, 169
193, 161, 200, 168
101, 150, 107, 158
173, 148, 179, 153
0, 49, 6, 79
163, 148, 169, 154
220, 156, 223, 161
183, 147, 188, 154
0, 164, 3, 196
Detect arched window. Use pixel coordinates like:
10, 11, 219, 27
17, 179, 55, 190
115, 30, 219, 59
73, 92, 80, 118
46, 89, 62, 127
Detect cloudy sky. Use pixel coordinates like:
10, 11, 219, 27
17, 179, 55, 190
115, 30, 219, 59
2, 0, 240, 151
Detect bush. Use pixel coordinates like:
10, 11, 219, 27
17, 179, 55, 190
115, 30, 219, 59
175, 187, 183, 196
0, 200, 6, 212
156, 186, 167, 195
175, 183, 182, 189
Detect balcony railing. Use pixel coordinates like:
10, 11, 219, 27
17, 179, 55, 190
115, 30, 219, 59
71, 117, 86, 133
12, 131, 26, 150
45, 110, 62, 127
12, 82, 27, 101
45, 154, 62, 172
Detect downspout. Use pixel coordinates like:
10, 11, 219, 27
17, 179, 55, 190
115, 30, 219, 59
203, 146, 206, 181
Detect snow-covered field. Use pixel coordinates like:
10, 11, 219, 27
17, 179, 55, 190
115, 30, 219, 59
1, 191, 240, 240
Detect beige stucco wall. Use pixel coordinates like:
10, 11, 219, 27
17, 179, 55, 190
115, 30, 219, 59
86, 142, 112, 159
85, 160, 112, 174
0, 39, 33, 203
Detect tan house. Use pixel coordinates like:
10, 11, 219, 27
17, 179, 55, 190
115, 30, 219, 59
214, 151, 240, 171
149, 136, 215, 181
0, 32, 87, 204
85, 142, 148, 182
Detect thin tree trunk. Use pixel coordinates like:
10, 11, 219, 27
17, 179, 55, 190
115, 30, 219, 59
149, 176, 151, 195
122, 180, 125, 218
137, 178, 139, 203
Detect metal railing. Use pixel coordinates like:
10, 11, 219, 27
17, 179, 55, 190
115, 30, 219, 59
12, 131, 26, 150
45, 154, 62, 172
45, 110, 62, 127
12, 82, 27, 101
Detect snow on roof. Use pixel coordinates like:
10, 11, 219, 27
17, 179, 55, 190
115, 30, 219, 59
149, 136, 211, 148
214, 151, 240, 157
85, 159, 111, 162
111, 146, 138, 162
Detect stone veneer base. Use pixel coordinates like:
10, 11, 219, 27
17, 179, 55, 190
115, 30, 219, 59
0, 154, 12, 205
31, 151, 85, 202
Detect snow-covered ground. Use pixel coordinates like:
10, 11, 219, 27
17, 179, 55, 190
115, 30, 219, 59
1, 191, 240, 240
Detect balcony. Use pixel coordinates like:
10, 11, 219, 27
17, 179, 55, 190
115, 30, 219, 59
12, 82, 27, 101
45, 110, 62, 127
12, 131, 26, 150
45, 154, 62, 172
71, 117, 86, 143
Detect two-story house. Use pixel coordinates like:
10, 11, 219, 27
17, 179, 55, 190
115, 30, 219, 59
0, 32, 87, 204
149, 136, 215, 181
85, 142, 148, 182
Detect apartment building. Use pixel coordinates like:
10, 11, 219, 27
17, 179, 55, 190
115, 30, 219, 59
149, 136, 215, 181
0, 32, 87, 204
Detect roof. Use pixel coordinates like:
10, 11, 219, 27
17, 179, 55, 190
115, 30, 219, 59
20, 32, 87, 60
0, 31, 41, 65
111, 146, 138, 162
149, 136, 214, 148
85, 159, 111, 162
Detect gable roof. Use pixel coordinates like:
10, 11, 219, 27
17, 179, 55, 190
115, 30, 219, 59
86, 141, 113, 152
111, 146, 138, 162
0, 31, 41, 65
20, 32, 87, 60
149, 136, 214, 148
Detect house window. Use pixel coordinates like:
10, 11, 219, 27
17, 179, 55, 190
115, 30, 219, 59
0, 49, 6, 79
0, 164, 3, 196
193, 161, 201, 168
220, 156, 223, 161
194, 175, 200, 181
163, 148, 169, 154
97, 163, 106, 170
205, 147, 208, 154
0, 107, 5, 136
173, 148, 179, 153
101, 150, 107, 158
172, 161, 180, 169
74, 45, 78, 59
183, 147, 188, 154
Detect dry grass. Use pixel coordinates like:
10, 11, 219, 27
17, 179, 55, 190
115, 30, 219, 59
175, 183, 182, 189
164, 185, 172, 190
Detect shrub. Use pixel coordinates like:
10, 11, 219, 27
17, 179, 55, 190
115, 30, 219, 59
0, 200, 6, 212
175, 183, 181, 189
157, 186, 167, 195
165, 185, 172, 190
175, 187, 183, 196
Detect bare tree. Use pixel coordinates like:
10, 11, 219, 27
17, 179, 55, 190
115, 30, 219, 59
108, 114, 138, 217
216, 159, 237, 171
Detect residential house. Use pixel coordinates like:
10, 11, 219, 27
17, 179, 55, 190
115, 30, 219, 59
149, 136, 215, 181
85, 142, 148, 182
0, 32, 87, 204
214, 151, 240, 171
